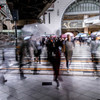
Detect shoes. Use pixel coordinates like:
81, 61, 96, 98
3, 80, 7, 83
67, 70, 69, 73
20, 76, 27, 80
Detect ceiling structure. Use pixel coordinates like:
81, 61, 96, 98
6, 0, 56, 21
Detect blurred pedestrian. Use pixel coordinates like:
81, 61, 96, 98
28, 34, 37, 65
34, 37, 42, 64
79, 36, 82, 46
0, 48, 7, 84
19, 41, 27, 80
90, 37, 99, 77
48, 38, 62, 89
65, 35, 73, 73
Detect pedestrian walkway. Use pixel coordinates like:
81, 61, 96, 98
0, 43, 100, 75
0, 43, 100, 100
0, 74, 100, 100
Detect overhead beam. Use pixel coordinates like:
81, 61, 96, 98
38, 0, 56, 18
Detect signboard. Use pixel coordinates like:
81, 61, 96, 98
62, 20, 83, 29
0, 30, 21, 33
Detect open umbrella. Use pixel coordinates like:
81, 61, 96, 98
96, 31, 100, 36
24, 36, 31, 40
62, 32, 74, 38
61, 34, 67, 38
65, 32, 74, 37
91, 32, 97, 37
52, 35, 56, 38
75, 33, 84, 37
22, 23, 52, 40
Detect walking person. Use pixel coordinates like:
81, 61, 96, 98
19, 41, 27, 80
0, 48, 7, 84
90, 36, 99, 77
48, 38, 62, 89
28, 34, 37, 65
79, 36, 82, 46
34, 38, 42, 63
65, 35, 73, 73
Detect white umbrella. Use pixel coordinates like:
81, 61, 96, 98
21, 23, 52, 40
91, 32, 97, 37
22, 24, 40, 40
81, 34, 87, 37
96, 32, 100, 36
24, 36, 31, 40
64, 32, 74, 37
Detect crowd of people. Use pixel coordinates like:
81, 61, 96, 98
0, 33, 100, 88
18, 34, 75, 88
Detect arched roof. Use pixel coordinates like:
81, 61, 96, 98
65, 0, 100, 14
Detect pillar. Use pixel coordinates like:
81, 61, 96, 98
84, 15, 89, 34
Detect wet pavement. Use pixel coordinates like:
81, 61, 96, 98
0, 43, 100, 100
0, 74, 100, 100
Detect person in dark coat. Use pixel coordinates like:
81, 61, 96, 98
79, 36, 82, 46
48, 38, 62, 89
19, 41, 27, 80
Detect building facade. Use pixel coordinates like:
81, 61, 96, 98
41, 0, 100, 35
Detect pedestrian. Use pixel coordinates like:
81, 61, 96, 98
19, 41, 27, 80
34, 37, 42, 63
90, 36, 99, 77
79, 35, 82, 46
0, 48, 8, 84
65, 35, 73, 73
28, 34, 37, 65
49, 38, 62, 89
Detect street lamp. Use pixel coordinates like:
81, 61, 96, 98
12, 10, 19, 61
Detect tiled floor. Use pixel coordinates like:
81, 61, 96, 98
0, 74, 100, 100
0, 43, 100, 100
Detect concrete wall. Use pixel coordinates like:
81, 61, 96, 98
41, 0, 75, 35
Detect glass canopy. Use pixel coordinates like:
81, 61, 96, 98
66, 0, 100, 13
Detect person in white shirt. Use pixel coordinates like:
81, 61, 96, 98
65, 35, 73, 72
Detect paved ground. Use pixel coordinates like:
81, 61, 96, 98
0, 42, 100, 100
0, 42, 100, 75
0, 74, 100, 100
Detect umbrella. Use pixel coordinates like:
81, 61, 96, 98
91, 32, 97, 37
61, 34, 67, 38
96, 32, 100, 36
21, 23, 52, 40
61, 32, 74, 38
81, 34, 87, 37
65, 32, 74, 37
75, 33, 84, 37
52, 35, 56, 38
24, 36, 31, 40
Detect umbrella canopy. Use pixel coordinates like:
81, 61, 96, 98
91, 32, 98, 37
52, 35, 56, 38
24, 36, 31, 40
75, 33, 88, 37
64, 32, 74, 37
96, 31, 100, 36
75, 33, 84, 37
21, 23, 52, 40
61, 34, 67, 38
81, 34, 87, 37
61, 32, 74, 38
